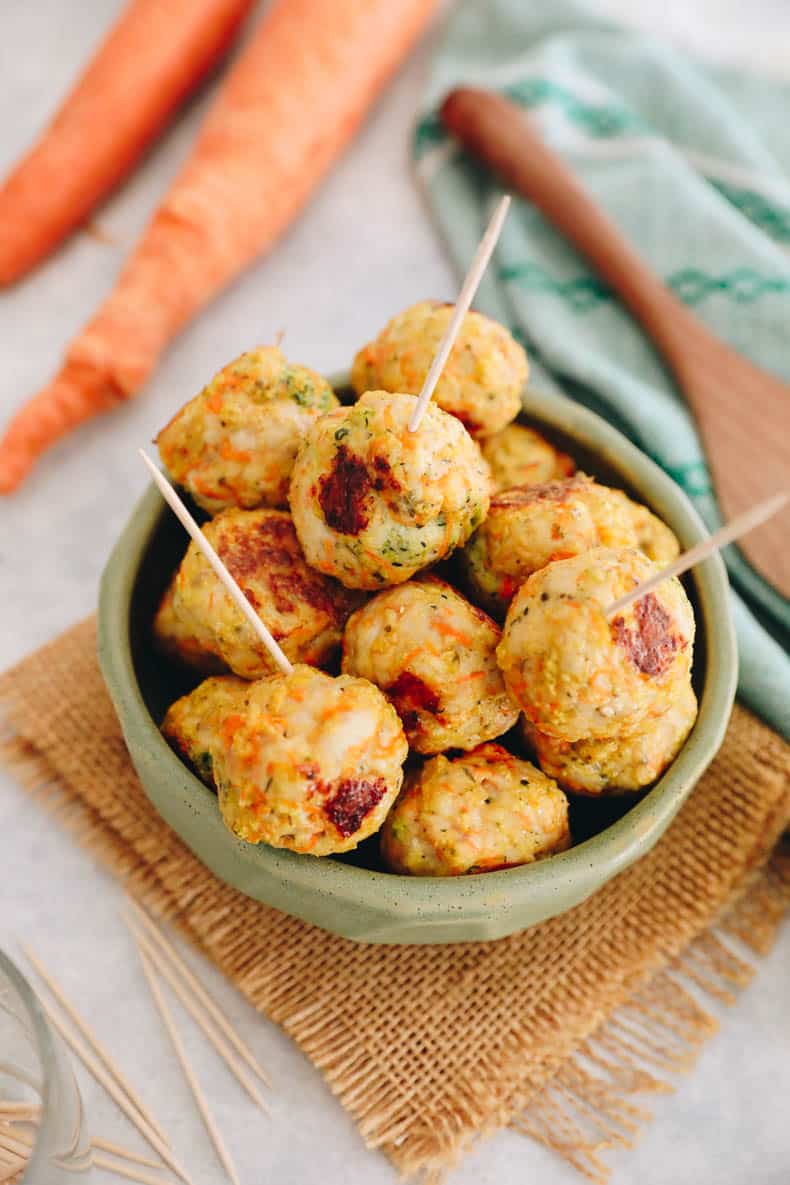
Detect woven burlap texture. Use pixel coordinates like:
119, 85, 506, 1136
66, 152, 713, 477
1, 618, 789, 1184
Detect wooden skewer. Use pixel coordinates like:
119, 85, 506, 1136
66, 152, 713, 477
20, 946, 169, 1147
93, 1150, 179, 1185
0, 1125, 32, 1148
0, 1150, 25, 1177
139, 450, 293, 675
91, 1137, 162, 1171
0, 1133, 29, 1159
408, 193, 511, 432
605, 490, 790, 618
38, 1002, 192, 1185
134, 944, 240, 1185
0, 1129, 29, 1185
125, 918, 270, 1115
0, 1105, 39, 1117
127, 899, 272, 1088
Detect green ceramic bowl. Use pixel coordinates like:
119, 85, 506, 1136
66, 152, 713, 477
98, 382, 737, 944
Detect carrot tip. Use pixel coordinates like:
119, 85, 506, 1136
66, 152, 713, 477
0, 455, 32, 494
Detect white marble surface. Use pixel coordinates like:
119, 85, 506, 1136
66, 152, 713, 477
1, 3, 789, 1183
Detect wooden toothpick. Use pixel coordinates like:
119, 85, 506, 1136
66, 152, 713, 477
91, 1138, 162, 1171
0, 1131, 30, 1159
127, 900, 272, 1088
408, 194, 511, 432
21, 946, 169, 1146
0, 1150, 26, 1179
605, 490, 789, 619
134, 943, 240, 1185
139, 451, 293, 675
92, 1150, 177, 1185
124, 918, 269, 1115
0, 1126, 32, 1148
37, 1002, 192, 1185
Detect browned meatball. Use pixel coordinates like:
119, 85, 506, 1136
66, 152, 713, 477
289, 391, 491, 590
497, 548, 695, 742
351, 301, 527, 437
157, 347, 337, 513
342, 576, 519, 754
381, 743, 570, 876
462, 475, 681, 617
481, 423, 575, 492
154, 508, 364, 678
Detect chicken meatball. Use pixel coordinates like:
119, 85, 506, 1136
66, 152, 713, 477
627, 501, 681, 564
341, 576, 519, 754
481, 423, 575, 492
351, 301, 527, 438
210, 665, 408, 854
157, 347, 338, 513
497, 548, 695, 742
381, 743, 570, 876
152, 584, 225, 676
580, 483, 680, 559
162, 676, 250, 785
522, 681, 698, 795
289, 390, 491, 590
462, 476, 680, 618
461, 476, 602, 616
154, 508, 364, 678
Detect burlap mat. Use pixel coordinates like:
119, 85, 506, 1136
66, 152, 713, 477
2, 619, 789, 1183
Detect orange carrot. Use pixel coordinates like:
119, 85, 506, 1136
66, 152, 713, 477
435, 622, 474, 647
0, 0, 253, 287
0, 0, 438, 492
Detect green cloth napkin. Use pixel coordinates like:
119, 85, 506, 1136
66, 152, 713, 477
415, 0, 790, 738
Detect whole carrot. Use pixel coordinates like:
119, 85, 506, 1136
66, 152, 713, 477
0, 0, 439, 493
0, 0, 253, 287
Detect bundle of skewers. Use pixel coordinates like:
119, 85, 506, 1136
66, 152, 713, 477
141, 197, 785, 878
2, 905, 271, 1184
0, 1102, 39, 1184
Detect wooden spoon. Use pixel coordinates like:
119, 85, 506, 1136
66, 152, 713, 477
441, 86, 790, 599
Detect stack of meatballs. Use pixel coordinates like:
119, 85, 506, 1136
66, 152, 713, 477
155, 300, 697, 877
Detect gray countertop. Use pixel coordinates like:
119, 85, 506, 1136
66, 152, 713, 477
2, 3, 788, 1182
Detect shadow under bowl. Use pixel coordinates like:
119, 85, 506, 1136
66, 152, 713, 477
98, 382, 737, 944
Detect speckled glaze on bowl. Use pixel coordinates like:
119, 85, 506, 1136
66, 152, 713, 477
98, 380, 737, 944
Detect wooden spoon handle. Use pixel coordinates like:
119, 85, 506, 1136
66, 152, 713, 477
441, 86, 790, 599
440, 87, 712, 376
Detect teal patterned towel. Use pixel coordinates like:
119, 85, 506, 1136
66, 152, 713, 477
415, 0, 790, 738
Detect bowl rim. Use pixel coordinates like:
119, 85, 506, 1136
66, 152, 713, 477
98, 380, 738, 916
